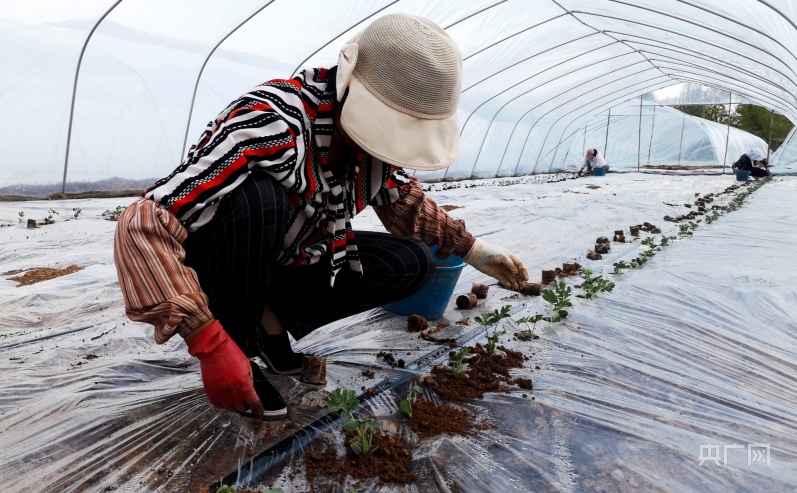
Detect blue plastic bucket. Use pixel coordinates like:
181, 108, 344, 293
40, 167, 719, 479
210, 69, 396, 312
735, 169, 750, 181
593, 167, 607, 176
384, 246, 466, 320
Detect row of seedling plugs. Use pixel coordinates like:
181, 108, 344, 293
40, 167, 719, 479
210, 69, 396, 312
322, 271, 619, 458
613, 177, 772, 274
323, 306, 544, 458
706, 176, 770, 223
612, 234, 675, 273
13, 205, 128, 229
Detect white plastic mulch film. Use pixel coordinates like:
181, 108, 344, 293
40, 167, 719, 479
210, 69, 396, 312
2, 175, 797, 492
1, 0, 796, 196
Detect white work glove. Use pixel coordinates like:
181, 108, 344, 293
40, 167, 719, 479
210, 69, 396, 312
463, 238, 529, 290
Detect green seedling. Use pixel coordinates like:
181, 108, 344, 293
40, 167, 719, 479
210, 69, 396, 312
516, 314, 543, 341
678, 224, 692, 236
43, 208, 59, 224
474, 305, 511, 355
541, 281, 572, 322
262, 489, 285, 493
327, 388, 381, 456
580, 268, 615, 299
399, 383, 423, 419
613, 261, 629, 274
450, 347, 470, 378
659, 236, 670, 246
102, 205, 127, 219
688, 221, 699, 230
17, 211, 24, 223
72, 207, 82, 219
216, 486, 237, 493
641, 236, 656, 246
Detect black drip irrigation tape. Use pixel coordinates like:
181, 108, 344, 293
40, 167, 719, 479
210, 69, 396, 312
210, 303, 526, 489
0, 324, 94, 351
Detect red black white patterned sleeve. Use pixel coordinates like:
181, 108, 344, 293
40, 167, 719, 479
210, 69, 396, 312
372, 173, 476, 260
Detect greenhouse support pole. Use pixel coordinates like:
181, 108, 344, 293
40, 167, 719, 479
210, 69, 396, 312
181, 1, 276, 160
767, 108, 775, 159
722, 92, 732, 174
61, 0, 124, 194
604, 109, 611, 157
647, 106, 656, 165
637, 96, 643, 172
677, 112, 686, 166
583, 125, 586, 153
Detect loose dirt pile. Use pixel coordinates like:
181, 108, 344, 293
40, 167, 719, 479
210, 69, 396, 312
5, 265, 84, 286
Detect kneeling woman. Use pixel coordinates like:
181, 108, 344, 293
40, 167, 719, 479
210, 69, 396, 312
113, 14, 528, 418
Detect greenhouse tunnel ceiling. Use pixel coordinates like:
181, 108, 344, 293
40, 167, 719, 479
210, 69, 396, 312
2, 0, 796, 197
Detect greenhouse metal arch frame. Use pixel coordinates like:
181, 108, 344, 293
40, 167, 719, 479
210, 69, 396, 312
3, 0, 796, 197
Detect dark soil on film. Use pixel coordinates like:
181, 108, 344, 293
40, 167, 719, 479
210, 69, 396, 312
303, 434, 416, 490
304, 444, 342, 490
429, 344, 527, 402
5, 265, 84, 286
406, 399, 491, 439
343, 433, 415, 484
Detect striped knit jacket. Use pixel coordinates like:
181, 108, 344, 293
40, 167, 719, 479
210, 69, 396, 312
144, 68, 474, 285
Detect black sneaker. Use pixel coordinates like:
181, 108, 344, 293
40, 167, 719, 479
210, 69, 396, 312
258, 331, 304, 376
249, 361, 288, 420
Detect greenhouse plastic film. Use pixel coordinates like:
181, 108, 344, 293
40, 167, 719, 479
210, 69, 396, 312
4, 0, 797, 194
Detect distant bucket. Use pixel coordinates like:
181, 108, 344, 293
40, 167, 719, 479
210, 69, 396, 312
735, 169, 750, 181
593, 167, 607, 176
384, 246, 466, 320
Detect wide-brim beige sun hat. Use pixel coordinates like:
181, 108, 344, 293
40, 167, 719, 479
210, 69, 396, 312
336, 13, 462, 171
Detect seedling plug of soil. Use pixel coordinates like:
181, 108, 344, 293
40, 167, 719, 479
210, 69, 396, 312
456, 292, 478, 309
520, 282, 542, 296
594, 243, 611, 254
471, 283, 489, 299
562, 262, 578, 273
327, 388, 382, 456
541, 269, 556, 284
407, 314, 428, 332
399, 383, 423, 419
586, 250, 602, 261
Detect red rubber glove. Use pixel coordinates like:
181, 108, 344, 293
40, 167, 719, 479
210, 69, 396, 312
187, 320, 262, 414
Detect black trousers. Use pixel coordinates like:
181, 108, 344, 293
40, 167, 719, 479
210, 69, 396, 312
182, 172, 435, 358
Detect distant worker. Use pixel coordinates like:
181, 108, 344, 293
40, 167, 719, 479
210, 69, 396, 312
733, 148, 771, 178
578, 148, 609, 176
113, 14, 528, 418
